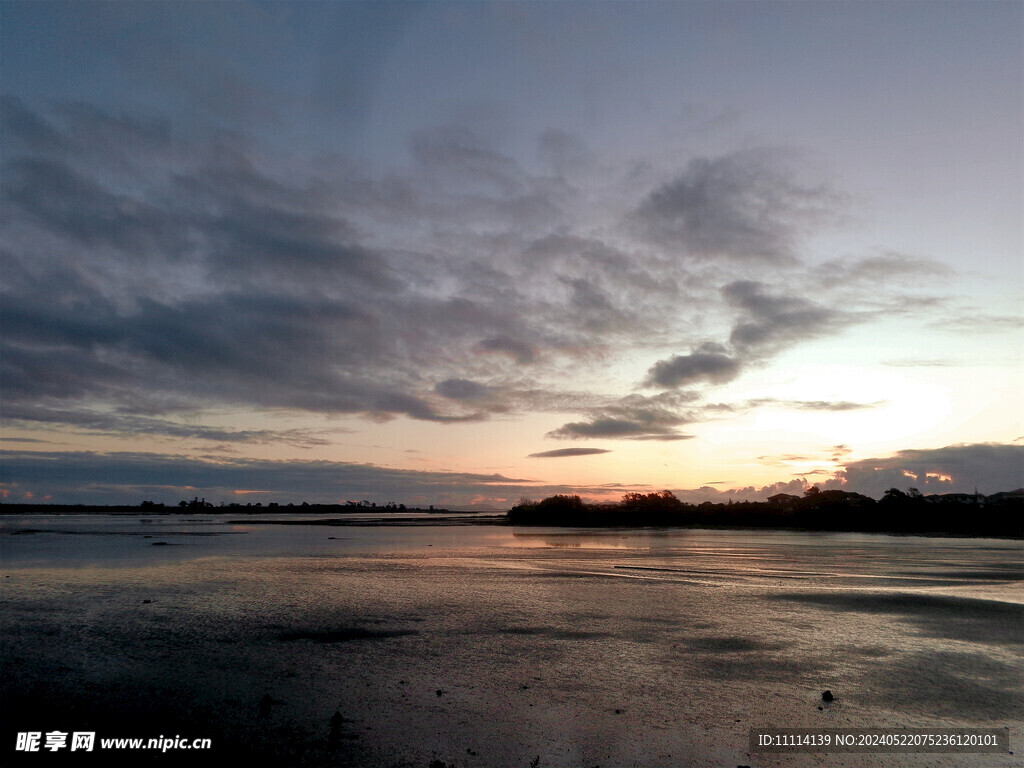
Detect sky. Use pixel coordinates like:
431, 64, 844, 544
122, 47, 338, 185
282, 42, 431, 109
1, 0, 1022, 508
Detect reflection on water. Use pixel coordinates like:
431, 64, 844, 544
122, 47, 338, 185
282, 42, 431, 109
1, 515, 1021, 767
510, 531, 633, 549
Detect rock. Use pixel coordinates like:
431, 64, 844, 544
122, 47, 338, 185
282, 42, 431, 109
436, 689, 444, 697
821, 690, 834, 702
258, 693, 274, 718
329, 712, 343, 746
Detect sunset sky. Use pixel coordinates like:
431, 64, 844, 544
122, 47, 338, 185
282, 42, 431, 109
2, 1, 1021, 507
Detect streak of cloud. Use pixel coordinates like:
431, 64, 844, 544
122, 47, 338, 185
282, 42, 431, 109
528, 448, 612, 458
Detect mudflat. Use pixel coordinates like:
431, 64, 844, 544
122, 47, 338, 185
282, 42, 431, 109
2, 516, 1021, 767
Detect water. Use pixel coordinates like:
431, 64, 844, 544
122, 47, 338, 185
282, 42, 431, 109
1, 515, 1021, 766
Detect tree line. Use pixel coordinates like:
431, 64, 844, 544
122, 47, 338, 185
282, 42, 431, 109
506, 486, 1023, 537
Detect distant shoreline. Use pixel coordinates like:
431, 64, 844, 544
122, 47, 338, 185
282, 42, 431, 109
0, 503, 464, 516
1, 501, 1020, 539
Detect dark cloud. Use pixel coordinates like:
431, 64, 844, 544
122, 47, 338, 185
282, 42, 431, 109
478, 336, 536, 364
668, 479, 810, 504
548, 419, 660, 439
723, 280, 842, 352
0, 403, 334, 447
0, 450, 622, 507
0, 284, 482, 423
528, 448, 612, 458
3, 156, 182, 254
825, 443, 1024, 497
830, 444, 853, 463
546, 392, 696, 441
2, 97, 545, 427
0, 96, 992, 464
634, 149, 839, 261
643, 345, 741, 388
434, 378, 491, 401
171, 157, 398, 290
662, 444, 1024, 502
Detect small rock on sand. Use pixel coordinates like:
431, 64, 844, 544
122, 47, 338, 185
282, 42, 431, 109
258, 694, 274, 718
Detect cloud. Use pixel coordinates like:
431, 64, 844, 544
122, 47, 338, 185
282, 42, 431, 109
746, 398, 882, 412
528, 448, 612, 458
434, 378, 491, 401
546, 392, 696, 440
882, 358, 957, 368
477, 336, 536, 364
830, 444, 853, 462
814, 252, 952, 286
0, 96, 995, 463
2, 441, 1019, 508
2, 98, 556, 427
627, 434, 696, 442
548, 419, 663, 439
0, 450, 620, 507
661, 443, 1023, 503
2, 403, 336, 447
666, 443, 1023, 501
668, 479, 811, 504
1, 94, 68, 153
2, 286, 447, 419
537, 129, 595, 176
723, 280, 843, 352
931, 314, 1024, 334
634, 148, 840, 261
410, 124, 525, 197
3, 156, 182, 255
643, 345, 741, 388
826, 443, 1024, 497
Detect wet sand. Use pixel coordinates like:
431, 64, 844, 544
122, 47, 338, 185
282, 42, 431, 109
1, 519, 1021, 767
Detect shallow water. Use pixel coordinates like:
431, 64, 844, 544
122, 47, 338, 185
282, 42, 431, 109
1, 515, 1021, 766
